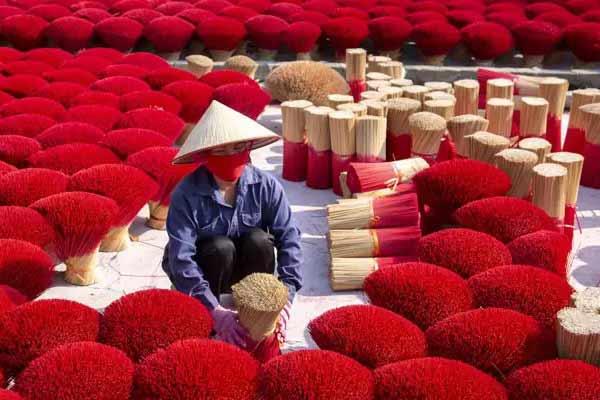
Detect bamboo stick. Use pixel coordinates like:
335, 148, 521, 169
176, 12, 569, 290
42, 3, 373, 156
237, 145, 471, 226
282, 100, 313, 143
356, 116, 387, 161
424, 81, 453, 93
388, 98, 422, 134
487, 78, 514, 101
361, 100, 388, 117
424, 91, 456, 102
408, 111, 447, 157
569, 89, 600, 130
486, 97, 514, 137
557, 307, 600, 366
447, 114, 489, 157
454, 79, 479, 115
367, 80, 391, 90
539, 77, 569, 120
520, 97, 549, 137
378, 61, 404, 79
346, 48, 367, 81
378, 86, 403, 100
403, 85, 430, 102
330, 257, 380, 291
518, 137, 551, 163
366, 72, 391, 81
328, 94, 354, 109
494, 148, 538, 198
465, 131, 510, 164
337, 102, 368, 117
571, 288, 600, 314
305, 106, 334, 151
390, 78, 413, 88
547, 152, 584, 206
582, 104, 600, 145
367, 55, 391, 73
185, 55, 214, 77
531, 162, 567, 221
329, 110, 356, 156
423, 99, 456, 120
360, 91, 386, 102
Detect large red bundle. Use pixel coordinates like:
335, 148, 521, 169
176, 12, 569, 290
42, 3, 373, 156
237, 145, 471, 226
308, 304, 426, 368
117, 52, 170, 70
447, 10, 485, 28
535, 11, 581, 28
156, 1, 194, 15
133, 339, 258, 399
369, 5, 406, 18
36, 122, 105, 148
303, 0, 337, 16
28, 143, 120, 175
119, 90, 181, 114
0, 206, 55, 249
284, 21, 321, 56
0, 15, 48, 49
144, 16, 194, 52
287, 10, 330, 27
45, 16, 94, 51
76, 47, 123, 63
73, 7, 112, 22
61, 55, 111, 75
454, 196, 558, 243
407, 10, 446, 24
14, 342, 133, 400
0, 75, 47, 97
33, 82, 87, 107
91, 76, 150, 95
507, 230, 570, 275
407, 0, 447, 14
412, 21, 460, 64
505, 360, 600, 400
117, 107, 185, 140
99, 63, 148, 79
0, 168, 69, 206
0, 239, 53, 299
0, 97, 65, 119
512, 21, 562, 59
213, 82, 270, 120
0, 299, 100, 371
0, 135, 41, 167
0, 7, 22, 22
100, 289, 212, 361
0, 48, 21, 63
0, 390, 23, 399
0, 93, 13, 107
94, 17, 144, 51
197, 16, 247, 55
196, 0, 233, 13
566, 0, 600, 14
110, 0, 150, 13
100, 128, 172, 158
42, 67, 96, 86
332, 7, 369, 20
375, 357, 508, 399
426, 308, 555, 374
143, 67, 196, 89
345, 160, 428, 194
364, 261, 473, 328
468, 264, 571, 329
219, 5, 258, 22
266, 2, 302, 21
199, 69, 258, 88
582, 9, 600, 22
162, 80, 214, 123
122, 8, 164, 25
0, 285, 26, 314
0, 114, 55, 137
2, 61, 55, 76
525, 2, 565, 17
177, 7, 215, 24
368, 17, 412, 54
322, 17, 369, 58
63, 105, 122, 131
564, 23, 600, 63
461, 22, 513, 61
70, 90, 120, 109
23, 48, 71, 67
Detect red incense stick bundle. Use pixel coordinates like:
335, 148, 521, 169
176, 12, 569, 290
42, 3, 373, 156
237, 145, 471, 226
0, 97, 66, 120
512, 21, 562, 67
0, 135, 41, 168
34, 82, 87, 108
0, 168, 68, 206
145, 68, 197, 90
46, 16, 94, 52
119, 90, 182, 115
94, 17, 144, 51
412, 22, 461, 65
36, 122, 105, 149
0, 206, 55, 250
213, 83, 271, 120
329, 226, 421, 258
281, 100, 313, 182
305, 106, 333, 189
99, 128, 172, 159
346, 48, 367, 102
27, 143, 121, 175
0, 239, 53, 299
386, 98, 421, 161
284, 21, 321, 60
117, 108, 185, 142
539, 77, 568, 152
197, 17, 247, 61
246, 15, 289, 60
356, 115, 386, 163
368, 16, 412, 59
0, 114, 56, 138
346, 157, 429, 194
565, 91, 600, 154
330, 256, 417, 291
144, 16, 195, 60
323, 17, 369, 61
63, 105, 122, 132
329, 110, 356, 196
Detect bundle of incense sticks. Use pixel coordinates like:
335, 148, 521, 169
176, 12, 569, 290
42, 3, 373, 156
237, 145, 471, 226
424, 92, 456, 102
539, 77, 569, 152
390, 79, 413, 88
305, 106, 334, 189
518, 137, 551, 164
494, 149, 538, 199
447, 114, 489, 158
486, 78, 514, 101
564, 89, 600, 154
557, 307, 600, 367
465, 131, 510, 165
548, 152, 584, 245
355, 116, 387, 162
327, 94, 354, 109
486, 98, 514, 138
329, 110, 356, 196
377, 86, 403, 100
408, 111, 447, 164
378, 61, 404, 79
327, 191, 419, 229
519, 97, 549, 139
330, 256, 416, 291
423, 99, 456, 120
281, 100, 313, 182
351, 182, 416, 200
367, 55, 392, 73
186, 55, 214, 77
329, 226, 421, 258
579, 104, 600, 188
360, 91, 386, 102
403, 85, 430, 102
346, 48, 367, 102
424, 81, 453, 93
386, 98, 422, 161
367, 80, 391, 91
361, 100, 388, 117
366, 72, 391, 81
346, 157, 429, 194
531, 162, 568, 227
453, 79, 479, 115
337, 102, 368, 117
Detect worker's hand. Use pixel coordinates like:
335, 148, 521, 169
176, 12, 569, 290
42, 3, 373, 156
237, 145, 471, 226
275, 301, 292, 344
211, 306, 248, 348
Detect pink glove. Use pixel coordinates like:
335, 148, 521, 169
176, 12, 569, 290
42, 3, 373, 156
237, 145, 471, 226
275, 301, 292, 344
211, 306, 248, 348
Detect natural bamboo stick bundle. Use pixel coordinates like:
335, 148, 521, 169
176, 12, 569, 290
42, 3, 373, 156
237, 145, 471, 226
328, 94, 354, 109
305, 106, 334, 189
453, 79, 479, 115
346, 48, 367, 102
494, 149, 538, 198
232, 273, 289, 342
486, 97, 514, 137
360, 91, 386, 102
377, 86, 403, 100
486, 78, 514, 101
366, 72, 391, 81
329, 110, 356, 196
465, 131, 510, 164
390, 78, 413, 88
564, 89, 600, 154
424, 81, 453, 93
378, 61, 404, 79
403, 85, 430, 102
337, 102, 367, 117
423, 99, 456, 120
185, 55, 214, 77
557, 307, 600, 366
281, 99, 313, 182
367, 55, 392, 73
539, 77, 569, 151
361, 100, 388, 117
367, 80, 391, 91
531, 162, 567, 223
548, 151, 584, 243
575, 105, 600, 188
386, 98, 422, 160
346, 158, 429, 193
330, 256, 416, 291
328, 226, 421, 258
356, 116, 387, 162
581, 103, 600, 143
519, 96, 549, 138
447, 114, 489, 158
424, 91, 456, 102
571, 288, 600, 314
518, 137, 551, 163
224, 56, 259, 79
408, 111, 447, 162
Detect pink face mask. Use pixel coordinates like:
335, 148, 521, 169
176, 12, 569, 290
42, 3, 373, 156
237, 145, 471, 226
205, 149, 250, 182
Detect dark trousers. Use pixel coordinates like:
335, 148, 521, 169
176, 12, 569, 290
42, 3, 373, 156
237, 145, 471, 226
195, 228, 275, 300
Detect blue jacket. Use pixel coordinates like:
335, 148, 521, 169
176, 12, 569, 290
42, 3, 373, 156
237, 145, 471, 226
162, 164, 302, 310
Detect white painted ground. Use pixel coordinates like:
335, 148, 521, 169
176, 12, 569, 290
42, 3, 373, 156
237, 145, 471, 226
39, 106, 600, 351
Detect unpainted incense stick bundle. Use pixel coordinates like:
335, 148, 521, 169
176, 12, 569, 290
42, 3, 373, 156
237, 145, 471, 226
494, 149, 538, 198
360, 91, 386, 102
453, 79, 479, 115
424, 81, 453, 93
366, 72, 391, 81
305, 106, 334, 189
185, 55, 214, 77
387, 98, 422, 160
519, 96, 549, 138
403, 85, 430, 103
538, 77, 568, 152
564, 89, 600, 154
447, 114, 489, 158
518, 137, 551, 163
281, 99, 313, 182
423, 91, 456, 102
486, 97, 514, 137
367, 55, 392, 73
329, 110, 357, 196
367, 80, 391, 91
571, 288, 600, 314
225, 56, 259, 79
390, 78, 413, 88
557, 307, 600, 367
232, 273, 289, 342
346, 48, 367, 102
356, 116, 387, 162
579, 105, 600, 188
346, 157, 429, 194
377, 86, 403, 100
330, 256, 416, 291
337, 102, 367, 117
465, 131, 510, 164
408, 111, 447, 163
423, 99, 456, 120
328, 226, 421, 258
361, 100, 388, 117
531, 162, 567, 223
378, 61, 404, 79
328, 94, 354, 109
486, 78, 514, 101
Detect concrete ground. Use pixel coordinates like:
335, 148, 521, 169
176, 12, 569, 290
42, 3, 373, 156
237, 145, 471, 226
39, 105, 600, 351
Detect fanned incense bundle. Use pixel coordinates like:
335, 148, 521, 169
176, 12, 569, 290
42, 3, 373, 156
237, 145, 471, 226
367, 80, 391, 91
423, 99, 455, 120
486, 98, 514, 137
281, 100, 313, 182
232, 273, 288, 341
359, 91, 386, 102
377, 86, 403, 100
390, 79, 413, 88
557, 308, 600, 366
327, 94, 354, 109
346, 48, 367, 102
453, 79, 479, 116
403, 85, 430, 102
465, 131, 510, 165
548, 152, 584, 244
305, 106, 333, 189
327, 192, 419, 229
408, 111, 447, 163
329, 226, 421, 258
0, 168, 69, 207
531, 162, 567, 225
346, 158, 429, 194
355, 116, 386, 162
580, 104, 600, 188
387, 98, 421, 161
447, 114, 489, 158
361, 100, 387, 117
539, 77, 568, 152
185, 54, 214, 77
519, 97, 549, 138
518, 137, 551, 164
494, 149, 538, 198
329, 110, 356, 196
330, 256, 415, 291
564, 89, 600, 154
337, 102, 368, 117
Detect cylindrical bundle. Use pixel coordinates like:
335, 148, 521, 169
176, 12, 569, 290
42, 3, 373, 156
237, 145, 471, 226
185, 55, 213, 77
329, 110, 356, 196
486, 78, 514, 101
346, 48, 367, 102
355, 116, 386, 162
367, 80, 391, 91
424, 92, 456, 102
447, 114, 489, 158
548, 152, 584, 244
390, 78, 413, 88
359, 91, 386, 102
423, 99, 455, 120
539, 77, 568, 152
361, 100, 388, 117
571, 288, 600, 314
387, 98, 422, 161
327, 192, 419, 229
350, 182, 415, 200
329, 226, 421, 258
408, 111, 447, 163
377, 86, 403, 100
224, 56, 259, 79
531, 162, 567, 224
330, 256, 416, 291
557, 308, 600, 367
367, 55, 391, 73
366, 72, 391, 81
465, 131, 510, 165
403, 85, 430, 103
337, 102, 367, 117
486, 97, 514, 137
424, 81, 453, 93
494, 149, 538, 198
519, 96, 549, 138
378, 61, 404, 79
281, 100, 313, 182
346, 158, 429, 194
453, 79, 479, 115
305, 106, 334, 189
518, 137, 551, 164
327, 94, 354, 109
580, 104, 600, 188
564, 89, 600, 154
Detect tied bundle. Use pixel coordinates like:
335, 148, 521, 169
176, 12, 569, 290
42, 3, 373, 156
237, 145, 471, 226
494, 149, 538, 199
539, 77, 569, 152
465, 131, 510, 165
424, 82, 453, 94
518, 137, 551, 164
580, 104, 600, 188
196, 17, 246, 61
485, 98, 514, 138
224, 56, 259, 79
329, 110, 356, 196
519, 97, 549, 139
386, 98, 421, 161
424, 99, 455, 121
281, 100, 313, 182
330, 256, 416, 291
360, 90, 386, 102
390, 78, 413, 88
377, 61, 404, 79
329, 226, 421, 258
337, 103, 368, 118
368, 55, 391, 73
361, 100, 388, 117
564, 89, 600, 154
403, 85, 430, 103
408, 111, 447, 164
355, 116, 386, 163
346, 48, 367, 102
327, 94, 354, 109
447, 114, 489, 158
557, 304, 600, 367
185, 55, 214, 78
346, 157, 429, 194
366, 72, 392, 81
305, 106, 334, 189
367, 80, 390, 91
453, 79, 479, 116
531, 162, 568, 229
424, 92, 456, 103
378, 86, 403, 101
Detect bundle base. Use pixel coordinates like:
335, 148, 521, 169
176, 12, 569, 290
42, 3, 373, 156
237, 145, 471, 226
100, 225, 132, 252
238, 307, 282, 342
65, 249, 99, 286
209, 49, 235, 62
147, 201, 168, 231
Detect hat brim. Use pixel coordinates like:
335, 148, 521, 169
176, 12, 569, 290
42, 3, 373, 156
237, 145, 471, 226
172, 136, 280, 164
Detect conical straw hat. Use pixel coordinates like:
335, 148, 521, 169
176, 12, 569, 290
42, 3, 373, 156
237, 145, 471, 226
174, 101, 280, 164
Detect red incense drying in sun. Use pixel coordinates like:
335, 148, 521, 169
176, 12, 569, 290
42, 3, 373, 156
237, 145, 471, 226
74, 7, 112, 23
77, 47, 124, 63
70, 91, 121, 109
120, 90, 182, 114
564, 22, 600, 64
284, 21, 321, 59
461, 22, 513, 63
0, 97, 65, 120
117, 52, 170, 70
0, 135, 40, 167
197, 16, 247, 61
177, 8, 216, 25
36, 122, 105, 148
0, 206, 55, 250
144, 16, 195, 54
512, 21, 562, 67
61, 55, 112, 75
24, 48, 71, 67
3, 61, 55, 76
412, 22, 461, 65
447, 10, 484, 28
288, 10, 330, 27
0, 239, 53, 299
143, 67, 196, 90
0, 74, 48, 97
507, 230, 571, 275
246, 15, 289, 59
162, 80, 214, 123
91, 76, 151, 96
220, 6, 258, 22
0, 284, 26, 315
368, 17, 412, 59
45, 16, 94, 52
0, 161, 15, 176
0, 47, 22, 63
28, 143, 121, 175
100, 63, 149, 79
323, 17, 369, 59
117, 107, 185, 141
0, 15, 48, 50
0, 168, 68, 206
213, 82, 271, 120
33, 82, 87, 107
43, 67, 97, 86
29, 3, 71, 21
94, 16, 144, 51
156, 1, 195, 15
266, 2, 302, 21
111, 0, 150, 14
122, 8, 163, 25
100, 128, 173, 159
63, 105, 122, 131
0, 114, 55, 138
